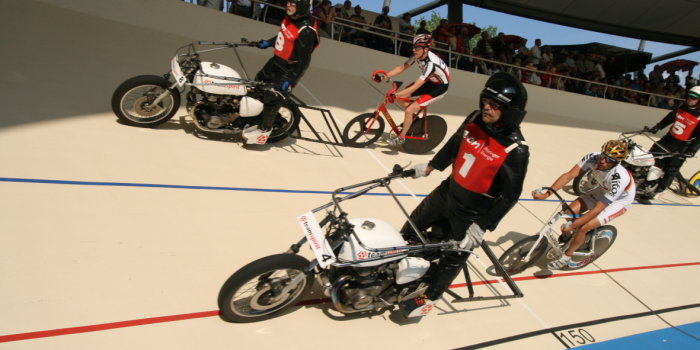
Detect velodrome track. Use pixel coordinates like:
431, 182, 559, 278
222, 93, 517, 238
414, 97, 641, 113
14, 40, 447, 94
1, 1, 699, 349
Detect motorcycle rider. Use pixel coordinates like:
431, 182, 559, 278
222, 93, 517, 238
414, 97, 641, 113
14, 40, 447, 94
644, 85, 700, 198
533, 140, 635, 270
375, 34, 450, 146
242, 0, 320, 145
400, 72, 528, 317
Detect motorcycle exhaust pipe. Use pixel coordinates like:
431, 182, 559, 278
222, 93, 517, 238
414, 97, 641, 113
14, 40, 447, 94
188, 102, 238, 135
330, 275, 378, 314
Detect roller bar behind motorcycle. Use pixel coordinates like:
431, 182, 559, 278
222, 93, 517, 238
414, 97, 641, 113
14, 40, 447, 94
111, 40, 300, 143
216, 165, 480, 322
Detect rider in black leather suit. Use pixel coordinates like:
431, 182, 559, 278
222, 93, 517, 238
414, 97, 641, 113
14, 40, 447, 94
242, 0, 319, 144
645, 86, 700, 197
400, 72, 530, 316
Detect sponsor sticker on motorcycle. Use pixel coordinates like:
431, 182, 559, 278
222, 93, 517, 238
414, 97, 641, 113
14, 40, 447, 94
171, 56, 186, 87
298, 212, 336, 268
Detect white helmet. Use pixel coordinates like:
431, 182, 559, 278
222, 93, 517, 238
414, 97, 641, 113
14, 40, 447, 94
689, 85, 700, 99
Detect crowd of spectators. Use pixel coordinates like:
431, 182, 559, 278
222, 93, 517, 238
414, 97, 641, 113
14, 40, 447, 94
190, 0, 698, 110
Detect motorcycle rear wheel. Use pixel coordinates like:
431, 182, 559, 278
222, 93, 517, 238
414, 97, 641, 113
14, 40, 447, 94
498, 235, 548, 275
218, 254, 313, 323
267, 101, 302, 144
341, 113, 385, 148
111, 75, 180, 127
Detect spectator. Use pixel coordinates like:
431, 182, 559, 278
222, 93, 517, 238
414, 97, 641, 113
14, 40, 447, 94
529, 38, 542, 65
313, 0, 335, 38
348, 5, 368, 47
649, 64, 663, 86
198, 0, 224, 10
416, 20, 430, 35
563, 51, 576, 70
336, 0, 352, 18
666, 70, 681, 88
229, 0, 253, 18
522, 62, 541, 85
397, 13, 415, 57
685, 69, 696, 88
491, 32, 508, 62
263, 0, 287, 25
432, 19, 455, 50
593, 58, 606, 79
516, 39, 531, 63
371, 6, 393, 53
475, 31, 494, 65
541, 45, 554, 66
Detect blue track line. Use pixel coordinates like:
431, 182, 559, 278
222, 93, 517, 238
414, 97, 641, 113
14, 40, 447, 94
2, 177, 699, 207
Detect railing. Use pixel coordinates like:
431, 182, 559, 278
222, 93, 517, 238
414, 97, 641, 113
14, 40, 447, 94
230, 0, 684, 109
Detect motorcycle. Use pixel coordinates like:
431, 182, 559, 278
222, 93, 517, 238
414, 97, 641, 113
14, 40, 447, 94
111, 41, 301, 143
573, 130, 700, 199
217, 165, 472, 322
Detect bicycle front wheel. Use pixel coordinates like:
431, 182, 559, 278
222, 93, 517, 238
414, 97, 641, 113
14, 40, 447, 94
569, 225, 617, 270
498, 235, 548, 275
342, 113, 385, 148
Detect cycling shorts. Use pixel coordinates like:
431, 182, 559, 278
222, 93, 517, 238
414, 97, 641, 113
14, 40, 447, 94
411, 83, 448, 107
580, 186, 633, 225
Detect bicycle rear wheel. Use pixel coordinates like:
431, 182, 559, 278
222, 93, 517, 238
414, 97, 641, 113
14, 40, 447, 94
402, 115, 448, 154
342, 112, 385, 148
498, 235, 548, 275
569, 225, 617, 270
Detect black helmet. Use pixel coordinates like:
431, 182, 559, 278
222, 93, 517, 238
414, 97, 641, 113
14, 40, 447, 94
479, 72, 528, 132
289, 0, 311, 17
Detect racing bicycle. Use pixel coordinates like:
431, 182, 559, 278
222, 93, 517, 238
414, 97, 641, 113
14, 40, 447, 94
341, 70, 447, 154
498, 187, 618, 275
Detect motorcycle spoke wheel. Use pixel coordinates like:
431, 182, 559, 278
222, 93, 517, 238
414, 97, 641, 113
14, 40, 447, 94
218, 254, 313, 323
498, 235, 547, 275
573, 168, 597, 196
342, 113, 385, 148
111, 75, 180, 127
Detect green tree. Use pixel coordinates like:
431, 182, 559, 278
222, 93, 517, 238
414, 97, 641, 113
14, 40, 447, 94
413, 11, 498, 50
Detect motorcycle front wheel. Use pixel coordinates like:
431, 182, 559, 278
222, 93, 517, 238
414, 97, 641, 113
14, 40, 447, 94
498, 235, 548, 275
111, 75, 181, 127
267, 101, 302, 143
218, 254, 313, 323
573, 168, 598, 196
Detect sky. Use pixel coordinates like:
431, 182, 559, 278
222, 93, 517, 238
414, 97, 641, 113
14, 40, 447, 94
348, 0, 700, 81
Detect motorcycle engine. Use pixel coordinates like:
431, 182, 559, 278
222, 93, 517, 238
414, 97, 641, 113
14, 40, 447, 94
189, 91, 241, 129
331, 263, 397, 312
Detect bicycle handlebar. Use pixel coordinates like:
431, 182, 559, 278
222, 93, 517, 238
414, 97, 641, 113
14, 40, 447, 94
371, 69, 400, 101
535, 186, 577, 217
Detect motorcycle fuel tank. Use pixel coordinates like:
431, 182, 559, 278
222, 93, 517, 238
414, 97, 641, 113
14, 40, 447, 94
193, 61, 247, 96
338, 218, 408, 267
626, 146, 655, 167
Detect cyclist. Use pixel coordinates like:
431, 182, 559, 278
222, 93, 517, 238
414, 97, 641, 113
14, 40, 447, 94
375, 34, 450, 146
532, 140, 636, 270
400, 72, 528, 317
644, 85, 700, 198
242, 0, 319, 145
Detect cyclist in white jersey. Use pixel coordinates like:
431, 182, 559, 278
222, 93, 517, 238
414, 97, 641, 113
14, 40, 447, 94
375, 34, 450, 145
532, 140, 635, 269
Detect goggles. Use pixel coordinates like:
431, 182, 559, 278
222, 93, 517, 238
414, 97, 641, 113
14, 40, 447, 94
602, 154, 621, 165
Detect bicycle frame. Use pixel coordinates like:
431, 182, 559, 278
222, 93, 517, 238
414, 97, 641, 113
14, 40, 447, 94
524, 187, 606, 264
363, 70, 433, 141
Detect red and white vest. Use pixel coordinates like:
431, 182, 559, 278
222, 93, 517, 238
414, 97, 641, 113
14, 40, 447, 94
452, 123, 517, 193
670, 107, 700, 141
273, 17, 319, 61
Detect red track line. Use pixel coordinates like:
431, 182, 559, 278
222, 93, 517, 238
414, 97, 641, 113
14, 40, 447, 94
2, 261, 699, 343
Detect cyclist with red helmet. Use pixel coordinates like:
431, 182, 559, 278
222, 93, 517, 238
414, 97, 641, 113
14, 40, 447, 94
532, 140, 636, 270
375, 34, 450, 145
